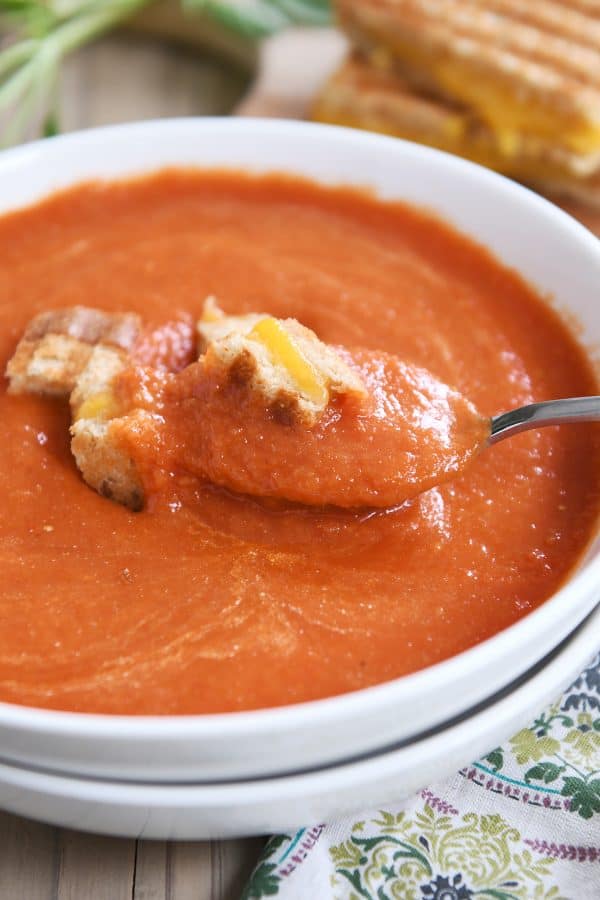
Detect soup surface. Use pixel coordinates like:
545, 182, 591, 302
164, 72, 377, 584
1, 171, 599, 715
113, 343, 489, 509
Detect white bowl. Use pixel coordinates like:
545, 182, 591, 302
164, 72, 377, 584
0, 604, 597, 839
0, 119, 599, 783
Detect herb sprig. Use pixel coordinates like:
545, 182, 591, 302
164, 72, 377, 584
0, 0, 331, 146
185, 0, 330, 37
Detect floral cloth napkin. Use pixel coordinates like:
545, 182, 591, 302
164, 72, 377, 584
243, 652, 600, 900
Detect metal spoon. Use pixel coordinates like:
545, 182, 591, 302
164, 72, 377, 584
489, 396, 600, 444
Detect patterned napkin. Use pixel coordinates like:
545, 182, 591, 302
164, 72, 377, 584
243, 652, 600, 900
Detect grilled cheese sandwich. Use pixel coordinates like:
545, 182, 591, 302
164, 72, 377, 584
313, 53, 600, 207
337, 0, 600, 155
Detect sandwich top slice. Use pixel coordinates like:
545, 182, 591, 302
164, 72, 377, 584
336, 0, 600, 155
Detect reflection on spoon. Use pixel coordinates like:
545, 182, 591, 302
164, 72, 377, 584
489, 396, 600, 443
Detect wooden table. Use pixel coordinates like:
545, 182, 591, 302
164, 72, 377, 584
0, 30, 264, 900
0, 810, 264, 900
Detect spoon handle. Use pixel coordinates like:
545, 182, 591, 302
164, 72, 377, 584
489, 396, 600, 444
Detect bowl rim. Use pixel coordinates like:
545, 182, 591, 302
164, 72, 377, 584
0, 116, 599, 739
1, 604, 598, 811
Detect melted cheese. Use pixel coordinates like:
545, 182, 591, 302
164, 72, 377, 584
75, 390, 120, 422
249, 317, 329, 406
369, 41, 600, 154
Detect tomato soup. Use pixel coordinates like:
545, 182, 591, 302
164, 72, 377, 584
113, 347, 489, 510
0, 171, 599, 715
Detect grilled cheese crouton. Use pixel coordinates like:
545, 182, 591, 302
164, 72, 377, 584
197, 299, 367, 426
6, 306, 141, 397
7, 334, 94, 397
70, 413, 147, 512
68, 344, 146, 511
6, 306, 145, 511
24, 306, 140, 348
70, 345, 128, 422
197, 298, 264, 352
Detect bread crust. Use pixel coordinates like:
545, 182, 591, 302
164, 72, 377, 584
6, 306, 141, 398
198, 300, 367, 426
6, 306, 145, 511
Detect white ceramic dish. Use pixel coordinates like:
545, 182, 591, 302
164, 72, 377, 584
0, 119, 599, 783
0, 605, 597, 839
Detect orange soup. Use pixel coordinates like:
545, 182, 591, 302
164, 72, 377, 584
1, 171, 599, 715
112, 345, 489, 510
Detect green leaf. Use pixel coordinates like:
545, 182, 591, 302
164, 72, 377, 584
330, 839, 363, 868
0, 0, 333, 145
510, 729, 560, 764
352, 835, 431, 877
484, 748, 504, 772
336, 868, 371, 899
263, 0, 330, 25
373, 810, 396, 828
561, 777, 600, 819
242, 862, 281, 898
42, 110, 59, 137
0, 0, 152, 147
262, 833, 290, 857
476, 891, 520, 900
372, 810, 407, 833
524, 762, 564, 785
192, 0, 287, 38
185, 0, 330, 35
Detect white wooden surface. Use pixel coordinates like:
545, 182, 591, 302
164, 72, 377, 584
0, 30, 262, 900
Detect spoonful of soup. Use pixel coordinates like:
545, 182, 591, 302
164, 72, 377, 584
6, 302, 600, 512
151, 301, 489, 509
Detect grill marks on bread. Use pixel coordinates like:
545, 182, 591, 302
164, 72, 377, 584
6, 307, 145, 510
197, 299, 367, 427
6, 306, 140, 397
337, 0, 600, 147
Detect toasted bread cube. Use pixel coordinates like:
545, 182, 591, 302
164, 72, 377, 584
6, 306, 147, 510
198, 308, 264, 354
70, 345, 128, 421
6, 306, 141, 397
24, 306, 141, 350
70, 415, 145, 512
69, 345, 147, 511
198, 299, 367, 426
6, 334, 93, 397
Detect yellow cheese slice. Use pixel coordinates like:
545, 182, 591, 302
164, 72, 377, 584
249, 317, 329, 407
